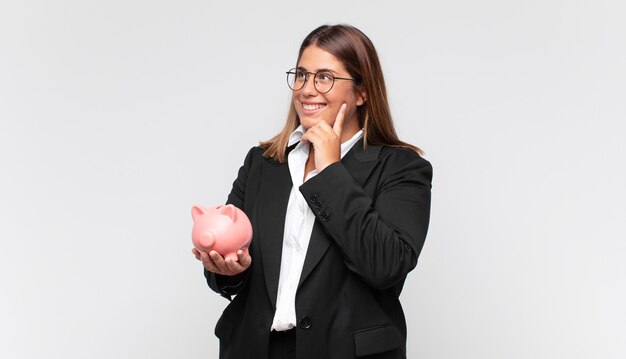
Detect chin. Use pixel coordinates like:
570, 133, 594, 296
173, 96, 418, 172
297, 115, 318, 129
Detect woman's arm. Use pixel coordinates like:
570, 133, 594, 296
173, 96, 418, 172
299, 149, 432, 290
201, 147, 257, 299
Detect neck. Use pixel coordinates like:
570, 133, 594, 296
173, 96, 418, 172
339, 121, 361, 144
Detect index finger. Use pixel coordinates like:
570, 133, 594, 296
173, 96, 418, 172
333, 103, 347, 138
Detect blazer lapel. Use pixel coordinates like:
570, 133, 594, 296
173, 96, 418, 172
257, 157, 292, 309
342, 139, 382, 187
298, 139, 382, 288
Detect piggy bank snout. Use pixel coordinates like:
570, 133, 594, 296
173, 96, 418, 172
199, 231, 215, 248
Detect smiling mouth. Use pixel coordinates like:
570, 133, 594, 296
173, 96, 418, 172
302, 103, 326, 111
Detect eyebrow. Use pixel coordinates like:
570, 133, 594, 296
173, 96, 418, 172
296, 66, 340, 74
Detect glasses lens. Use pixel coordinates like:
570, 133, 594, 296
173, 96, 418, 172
314, 72, 334, 93
287, 69, 304, 91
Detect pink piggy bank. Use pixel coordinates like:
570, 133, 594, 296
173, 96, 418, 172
191, 204, 252, 261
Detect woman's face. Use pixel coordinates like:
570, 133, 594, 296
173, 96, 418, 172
292, 46, 366, 134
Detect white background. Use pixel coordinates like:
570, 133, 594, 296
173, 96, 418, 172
1, 0, 625, 358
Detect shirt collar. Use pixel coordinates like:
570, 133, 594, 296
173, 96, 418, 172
287, 125, 306, 147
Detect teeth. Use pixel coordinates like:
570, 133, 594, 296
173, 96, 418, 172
303, 103, 325, 111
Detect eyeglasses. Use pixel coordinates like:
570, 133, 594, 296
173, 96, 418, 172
286, 68, 355, 93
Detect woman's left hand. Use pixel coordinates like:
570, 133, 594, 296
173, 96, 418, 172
301, 103, 347, 172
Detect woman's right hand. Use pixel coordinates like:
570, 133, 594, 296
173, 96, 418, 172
192, 248, 252, 276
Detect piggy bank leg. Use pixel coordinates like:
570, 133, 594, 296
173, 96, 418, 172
224, 247, 249, 262
224, 252, 239, 262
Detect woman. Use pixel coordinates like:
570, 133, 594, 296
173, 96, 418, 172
192, 24, 432, 359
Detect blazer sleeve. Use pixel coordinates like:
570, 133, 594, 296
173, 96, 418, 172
299, 149, 433, 290
204, 147, 256, 300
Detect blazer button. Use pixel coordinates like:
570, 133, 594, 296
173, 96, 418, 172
321, 209, 330, 222
298, 316, 312, 330
314, 201, 321, 209
310, 194, 318, 203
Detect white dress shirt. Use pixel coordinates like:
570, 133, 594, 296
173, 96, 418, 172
270, 125, 363, 331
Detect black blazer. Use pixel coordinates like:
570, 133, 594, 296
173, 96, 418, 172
204, 139, 432, 359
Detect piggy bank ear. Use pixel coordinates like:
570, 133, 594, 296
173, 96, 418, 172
191, 205, 206, 221
219, 204, 237, 222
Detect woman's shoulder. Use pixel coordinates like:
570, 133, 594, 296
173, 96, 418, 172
231, 146, 265, 171
240, 145, 288, 168
238, 146, 265, 161
246, 146, 266, 157
375, 145, 433, 186
378, 145, 432, 170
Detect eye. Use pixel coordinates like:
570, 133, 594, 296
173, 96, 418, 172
295, 70, 307, 80
317, 72, 333, 81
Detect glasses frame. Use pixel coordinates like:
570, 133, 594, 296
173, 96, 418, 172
286, 68, 355, 93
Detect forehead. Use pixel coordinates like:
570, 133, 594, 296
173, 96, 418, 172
297, 45, 347, 73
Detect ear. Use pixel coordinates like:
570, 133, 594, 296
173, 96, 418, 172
219, 204, 237, 222
191, 205, 206, 221
355, 86, 367, 106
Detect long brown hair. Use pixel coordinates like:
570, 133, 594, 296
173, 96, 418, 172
260, 24, 422, 162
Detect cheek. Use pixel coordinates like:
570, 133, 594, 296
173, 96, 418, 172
331, 88, 357, 104
292, 96, 302, 111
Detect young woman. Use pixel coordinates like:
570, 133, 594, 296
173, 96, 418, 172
193, 24, 433, 359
